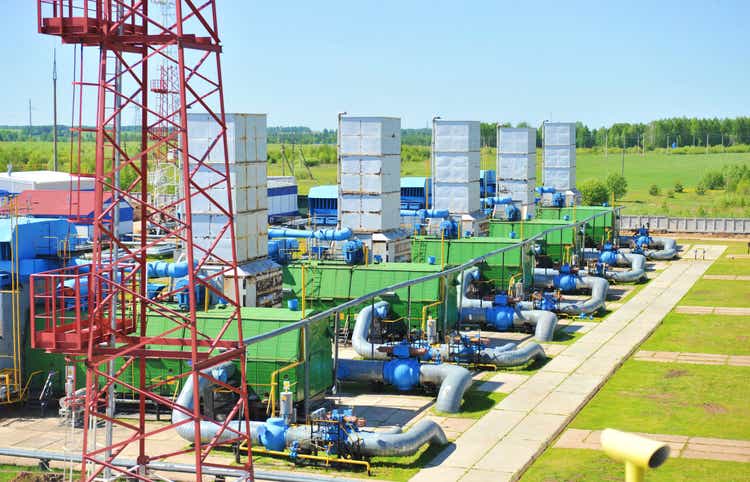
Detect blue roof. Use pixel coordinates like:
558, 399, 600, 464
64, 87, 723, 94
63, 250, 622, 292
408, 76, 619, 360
308, 185, 338, 199
401, 177, 429, 188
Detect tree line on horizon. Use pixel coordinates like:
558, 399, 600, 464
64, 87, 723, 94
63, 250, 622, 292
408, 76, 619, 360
2, 116, 750, 150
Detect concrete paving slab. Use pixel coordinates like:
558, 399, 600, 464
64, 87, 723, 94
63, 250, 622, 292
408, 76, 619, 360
474, 437, 543, 472
460, 468, 514, 482
538, 354, 586, 373
409, 466, 467, 482
533, 390, 589, 416
474, 373, 529, 393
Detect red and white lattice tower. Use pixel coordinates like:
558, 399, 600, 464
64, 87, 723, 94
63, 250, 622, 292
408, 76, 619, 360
32, 1, 254, 480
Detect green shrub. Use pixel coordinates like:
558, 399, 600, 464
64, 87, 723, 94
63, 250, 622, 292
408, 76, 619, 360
579, 179, 609, 205
605, 173, 628, 200
649, 184, 660, 196
700, 170, 725, 190
696, 184, 706, 195
674, 182, 684, 193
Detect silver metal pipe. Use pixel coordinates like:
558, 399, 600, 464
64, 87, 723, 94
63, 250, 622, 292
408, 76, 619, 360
477, 341, 546, 367
419, 363, 473, 413
644, 236, 678, 260
350, 301, 391, 360
337, 358, 472, 414
355, 419, 448, 457
458, 267, 558, 341
242, 211, 615, 348
605, 252, 646, 283
530, 269, 608, 315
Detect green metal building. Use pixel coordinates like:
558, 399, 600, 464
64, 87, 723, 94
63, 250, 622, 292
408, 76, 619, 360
535, 206, 618, 245
25, 307, 332, 408
282, 261, 458, 332
410, 236, 534, 291
488, 219, 579, 262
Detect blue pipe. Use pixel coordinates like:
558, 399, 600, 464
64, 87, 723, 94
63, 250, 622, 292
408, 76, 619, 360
399, 209, 450, 219
482, 196, 514, 206
268, 227, 353, 241
146, 261, 190, 279
536, 186, 556, 194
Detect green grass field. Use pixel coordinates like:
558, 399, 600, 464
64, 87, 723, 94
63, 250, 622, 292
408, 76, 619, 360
1, 141, 748, 217
266, 145, 750, 217
521, 448, 750, 482
569, 361, 750, 440
678, 278, 750, 307
640, 312, 750, 355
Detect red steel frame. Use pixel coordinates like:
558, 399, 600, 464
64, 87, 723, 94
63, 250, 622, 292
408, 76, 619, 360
33, 1, 254, 480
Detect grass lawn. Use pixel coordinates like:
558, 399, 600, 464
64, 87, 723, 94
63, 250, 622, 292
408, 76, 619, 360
705, 243, 750, 276
433, 388, 505, 419
641, 312, 750, 355
678, 278, 750, 307
570, 360, 750, 440
521, 448, 750, 482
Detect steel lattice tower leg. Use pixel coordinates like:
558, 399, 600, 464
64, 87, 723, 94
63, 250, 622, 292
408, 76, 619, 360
34, 2, 254, 480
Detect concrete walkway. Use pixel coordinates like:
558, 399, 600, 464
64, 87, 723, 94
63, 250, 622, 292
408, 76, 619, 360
410, 244, 726, 482
555, 429, 750, 463
703, 274, 750, 281
634, 350, 750, 367
675, 306, 750, 316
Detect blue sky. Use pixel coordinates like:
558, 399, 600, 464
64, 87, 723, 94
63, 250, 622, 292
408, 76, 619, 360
1, 1, 748, 129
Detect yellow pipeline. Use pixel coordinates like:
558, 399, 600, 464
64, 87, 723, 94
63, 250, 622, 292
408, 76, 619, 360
421, 299, 443, 333
244, 446, 371, 475
600, 429, 670, 482
268, 329, 306, 416
267, 360, 304, 416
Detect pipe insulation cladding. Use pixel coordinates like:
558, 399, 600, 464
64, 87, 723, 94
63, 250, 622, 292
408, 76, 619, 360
268, 227, 354, 241
457, 267, 559, 341
527, 268, 609, 315
173, 363, 449, 456
336, 358, 471, 414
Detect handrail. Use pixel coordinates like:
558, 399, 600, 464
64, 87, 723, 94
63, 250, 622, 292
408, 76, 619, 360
242, 210, 614, 348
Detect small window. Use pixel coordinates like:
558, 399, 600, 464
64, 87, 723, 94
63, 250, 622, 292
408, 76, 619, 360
0, 242, 10, 261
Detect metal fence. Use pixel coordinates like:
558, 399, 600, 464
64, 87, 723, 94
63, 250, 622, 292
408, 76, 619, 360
621, 215, 750, 234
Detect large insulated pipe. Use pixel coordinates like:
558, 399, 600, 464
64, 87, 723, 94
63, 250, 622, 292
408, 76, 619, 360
529, 268, 608, 315
618, 235, 677, 260
400, 208, 450, 219
146, 261, 189, 278
355, 419, 448, 457
607, 253, 646, 283
457, 268, 559, 341
482, 196, 514, 206
351, 301, 391, 360
172, 363, 443, 457
268, 227, 353, 241
337, 358, 471, 414
476, 342, 546, 367
644, 237, 678, 260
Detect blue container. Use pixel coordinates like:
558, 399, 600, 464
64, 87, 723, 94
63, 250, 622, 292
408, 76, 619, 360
287, 298, 299, 311
427, 255, 436, 265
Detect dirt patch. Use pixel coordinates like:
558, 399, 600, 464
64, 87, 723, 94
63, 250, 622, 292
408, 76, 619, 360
703, 402, 728, 414
664, 369, 689, 379
11, 473, 63, 482
737, 335, 748, 343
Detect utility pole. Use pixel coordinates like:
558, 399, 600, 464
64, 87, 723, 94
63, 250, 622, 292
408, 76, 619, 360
621, 137, 625, 176
28, 99, 32, 140
706, 133, 709, 155
53, 49, 58, 171
605, 131, 608, 158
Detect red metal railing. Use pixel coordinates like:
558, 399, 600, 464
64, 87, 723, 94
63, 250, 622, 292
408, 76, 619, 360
30, 263, 137, 353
